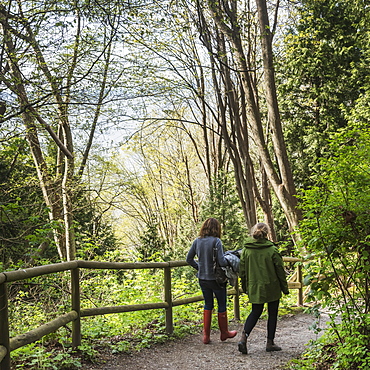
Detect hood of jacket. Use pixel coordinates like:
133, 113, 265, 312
243, 236, 275, 249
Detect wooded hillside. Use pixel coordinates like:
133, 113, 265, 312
1, 0, 369, 368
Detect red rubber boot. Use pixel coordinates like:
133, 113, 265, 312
203, 309, 212, 344
217, 311, 237, 341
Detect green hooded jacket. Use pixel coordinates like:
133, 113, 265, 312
239, 237, 289, 304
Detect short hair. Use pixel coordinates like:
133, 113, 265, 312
251, 222, 270, 240
199, 218, 221, 238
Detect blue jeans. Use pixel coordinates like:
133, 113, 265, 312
199, 279, 227, 313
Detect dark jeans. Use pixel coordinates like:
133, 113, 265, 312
243, 300, 280, 340
199, 279, 227, 313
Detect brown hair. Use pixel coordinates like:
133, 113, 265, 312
251, 222, 270, 240
199, 218, 221, 238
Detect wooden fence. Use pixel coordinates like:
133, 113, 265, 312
0, 257, 302, 370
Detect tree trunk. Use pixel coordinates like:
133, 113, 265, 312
196, 7, 259, 228
255, 0, 301, 229
0, 6, 74, 260
206, 0, 302, 237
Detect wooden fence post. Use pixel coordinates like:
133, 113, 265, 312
71, 267, 81, 348
297, 264, 303, 306
0, 281, 10, 370
233, 280, 240, 321
164, 266, 173, 334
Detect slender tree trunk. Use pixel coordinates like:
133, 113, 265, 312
0, 5, 75, 260
255, 0, 301, 230
196, 7, 259, 228
206, 0, 302, 236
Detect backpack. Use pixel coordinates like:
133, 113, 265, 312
213, 245, 228, 287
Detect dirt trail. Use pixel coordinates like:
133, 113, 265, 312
84, 312, 328, 370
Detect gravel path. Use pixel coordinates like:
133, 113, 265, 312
84, 312, 327, 370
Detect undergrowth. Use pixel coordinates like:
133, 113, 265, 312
286, 305, 370, 370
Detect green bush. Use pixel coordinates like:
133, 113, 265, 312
292, 127, 370, 369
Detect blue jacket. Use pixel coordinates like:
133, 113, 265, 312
186, 236, 228, 280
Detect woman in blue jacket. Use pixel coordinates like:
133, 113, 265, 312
186, 217, 237, 344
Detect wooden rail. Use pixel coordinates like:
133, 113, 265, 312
0, 257, 303, 370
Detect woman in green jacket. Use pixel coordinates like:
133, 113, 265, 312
238, 222, 289, 355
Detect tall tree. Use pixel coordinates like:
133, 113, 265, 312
277, 0, 369, 188
192, 0, 301, 237
0, 0, 127, 260
116, 0, 261, 232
